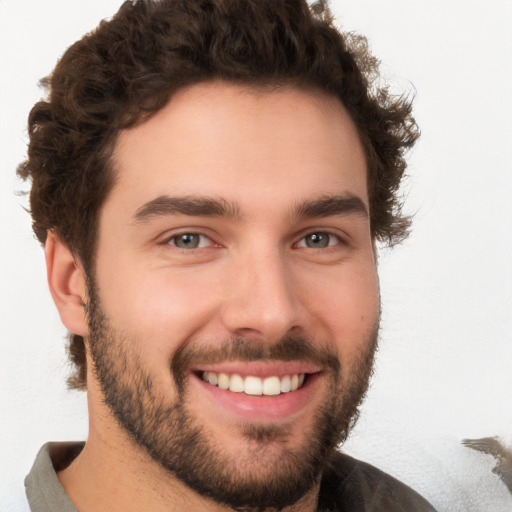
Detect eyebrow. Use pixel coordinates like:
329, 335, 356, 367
132, 195, 242, 223
292, 194, 368, 220
132, 193, 368, 224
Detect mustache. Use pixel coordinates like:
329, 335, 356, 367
171, 336, 341, 388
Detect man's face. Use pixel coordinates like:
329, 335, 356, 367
87, 83, 380, 509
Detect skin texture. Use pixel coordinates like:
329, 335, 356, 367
48, 83, 381, 512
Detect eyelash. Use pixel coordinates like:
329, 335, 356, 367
165, 232, 215, 250
295, 231, 342, 250
163, 230, 345, 251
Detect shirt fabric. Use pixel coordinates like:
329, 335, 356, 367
25, 442, 437, 511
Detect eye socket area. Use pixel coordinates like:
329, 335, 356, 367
295, 231, 343, 249
166, 232, 215, 249
162, 229, 347, 252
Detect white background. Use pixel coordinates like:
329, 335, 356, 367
1, 1, 511, 511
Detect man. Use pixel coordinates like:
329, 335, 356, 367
18, 0, 436, 510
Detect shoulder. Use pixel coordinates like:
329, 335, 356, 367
318, 451, 437, 512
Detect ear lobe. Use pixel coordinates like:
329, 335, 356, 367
45, 231, 89, 337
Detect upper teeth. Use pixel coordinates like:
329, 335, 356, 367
202, 372, 305, 396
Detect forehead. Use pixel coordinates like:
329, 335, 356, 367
108, 82, 368, 218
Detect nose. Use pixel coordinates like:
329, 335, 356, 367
219, 247, 304, 343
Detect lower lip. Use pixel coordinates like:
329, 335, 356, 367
191, 373, 320, 422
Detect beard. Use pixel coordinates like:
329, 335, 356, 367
86, 282, 378, 511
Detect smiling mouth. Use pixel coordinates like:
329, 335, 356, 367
201, 371, 308, 396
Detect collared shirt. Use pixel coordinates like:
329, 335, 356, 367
25, 442, 437, 511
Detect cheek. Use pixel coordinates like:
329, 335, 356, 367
96, 264, 221, 360
299, 262, 380, 352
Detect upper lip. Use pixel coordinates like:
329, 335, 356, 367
191, 361, 322, 379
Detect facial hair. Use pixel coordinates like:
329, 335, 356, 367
86, 283, 378, 511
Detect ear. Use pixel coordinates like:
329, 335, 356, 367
45, 231, 89, 337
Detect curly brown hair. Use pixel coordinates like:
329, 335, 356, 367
17, 0, 419, 390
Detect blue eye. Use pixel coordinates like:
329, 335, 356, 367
169, 233, 211, 249
298, 232, 339, 249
